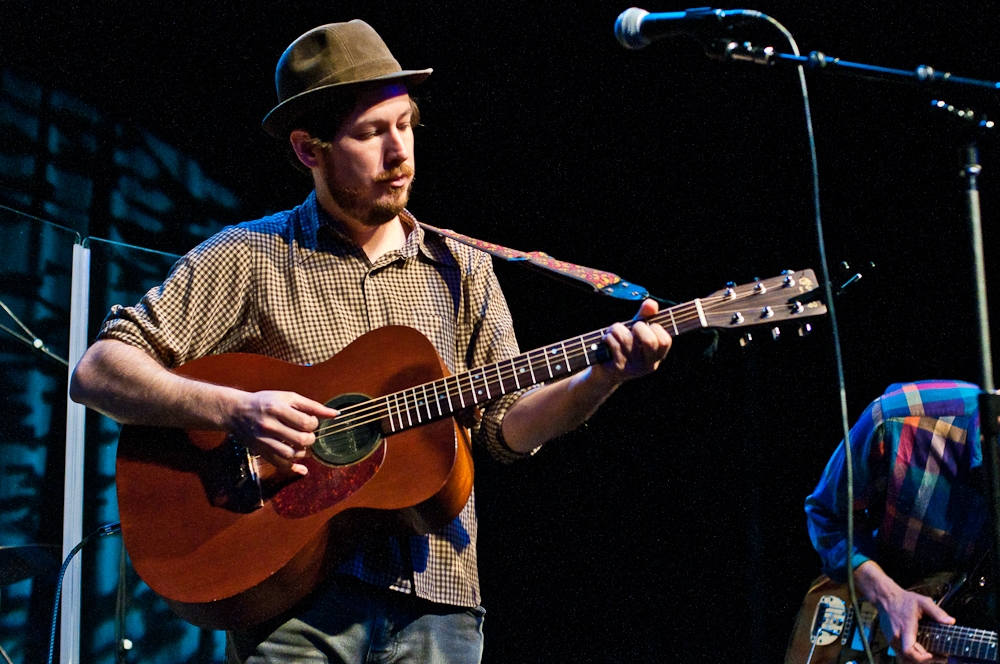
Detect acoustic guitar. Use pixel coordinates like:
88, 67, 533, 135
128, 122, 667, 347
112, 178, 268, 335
116, 270, 825, 629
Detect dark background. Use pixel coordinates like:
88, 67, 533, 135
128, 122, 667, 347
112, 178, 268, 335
4, 0, 1000, 661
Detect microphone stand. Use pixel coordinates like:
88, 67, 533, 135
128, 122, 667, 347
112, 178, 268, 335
709, 37, 1000, 638
705, 39, 1000, 91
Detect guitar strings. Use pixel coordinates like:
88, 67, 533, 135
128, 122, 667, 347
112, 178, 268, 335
312, 298, 708, 437
911, 615, 997, 660
312, 285, 808, 437
313, 284, 812, 438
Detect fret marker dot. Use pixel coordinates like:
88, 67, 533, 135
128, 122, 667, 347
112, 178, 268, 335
590, 344, 598, 350
555, 364, 562, 371
477, 390, 483, 395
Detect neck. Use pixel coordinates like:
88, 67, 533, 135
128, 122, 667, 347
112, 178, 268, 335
318, 195, 408, 262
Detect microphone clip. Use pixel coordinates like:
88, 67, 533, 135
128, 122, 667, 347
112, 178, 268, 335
706, 39, 777, 66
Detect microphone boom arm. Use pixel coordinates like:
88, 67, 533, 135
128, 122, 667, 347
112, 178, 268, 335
706, 39, 1000, 91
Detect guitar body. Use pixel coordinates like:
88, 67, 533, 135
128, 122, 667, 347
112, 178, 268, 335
786, 572, 996, 663
115, 326, 473, 629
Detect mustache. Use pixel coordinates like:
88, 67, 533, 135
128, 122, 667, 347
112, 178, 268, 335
374, 164, 414, 182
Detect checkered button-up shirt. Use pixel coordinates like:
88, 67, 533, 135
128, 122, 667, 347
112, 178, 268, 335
98, 191, 530, 607
805, 380, 987, 585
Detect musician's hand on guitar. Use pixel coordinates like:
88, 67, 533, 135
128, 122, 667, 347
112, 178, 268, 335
230, 390, 339, 476
877, 588, 953, 663
856, 561, 955, 664
597, 299, 672, 384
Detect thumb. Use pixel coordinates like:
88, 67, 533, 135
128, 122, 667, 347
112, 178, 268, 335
635, 298, 659, 319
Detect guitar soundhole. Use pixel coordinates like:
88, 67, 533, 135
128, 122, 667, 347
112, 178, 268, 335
312, 393, 382, 466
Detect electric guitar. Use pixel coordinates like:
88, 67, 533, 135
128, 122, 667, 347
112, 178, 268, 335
116, 270, 825, 629
786, 573, 998, 663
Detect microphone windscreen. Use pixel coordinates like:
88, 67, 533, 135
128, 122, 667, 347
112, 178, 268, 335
615, 7, 650, 50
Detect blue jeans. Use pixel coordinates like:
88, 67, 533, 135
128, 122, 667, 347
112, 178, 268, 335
226, 576, 485, 663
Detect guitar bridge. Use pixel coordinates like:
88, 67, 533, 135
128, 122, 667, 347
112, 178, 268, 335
810, 594, 847, 646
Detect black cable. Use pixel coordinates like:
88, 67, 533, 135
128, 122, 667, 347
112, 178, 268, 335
726, 10, 874, 664
47, 523, 121, 664
115, 538, 128, 663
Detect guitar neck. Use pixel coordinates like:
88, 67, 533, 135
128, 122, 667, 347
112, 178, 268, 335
373, 300, 707, 436
918, 621, 998, 661
331, 270, 824, 437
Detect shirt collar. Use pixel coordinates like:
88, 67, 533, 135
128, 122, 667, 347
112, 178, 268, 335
303, 191, 452, 267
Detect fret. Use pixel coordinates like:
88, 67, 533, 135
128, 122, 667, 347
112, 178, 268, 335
578, 336, 591, 367
482, 368, 492, 400
511, 357, 521, 389
412, 388, 423, 424
542, 346, 553, 378
527, 351, 537, 384
403, 392, 413, 428
422, 385, 432, 420
667, 307, 679, 335
432, 381, 443, 417
386, 396, 398, 433
454, 374, 465, 409
585, 336, 603, 365
560, 342, 572, 373
395, 393, 405, 431
467, 371, 479, 404
490, 362, 506, 395
441, 379, 453, 415
469, 370, 486, 401
550, 346, 566, 376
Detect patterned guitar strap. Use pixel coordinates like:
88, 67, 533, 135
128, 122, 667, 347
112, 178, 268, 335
417, 221, 651, 301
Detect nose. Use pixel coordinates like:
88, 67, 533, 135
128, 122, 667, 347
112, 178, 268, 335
384, 127, 409, 168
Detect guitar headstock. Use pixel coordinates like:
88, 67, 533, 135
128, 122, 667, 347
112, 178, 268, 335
699, 269, 827, 331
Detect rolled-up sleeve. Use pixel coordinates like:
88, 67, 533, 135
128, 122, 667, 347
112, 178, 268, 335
97, 226, 256, 368
459, 249, 537, 463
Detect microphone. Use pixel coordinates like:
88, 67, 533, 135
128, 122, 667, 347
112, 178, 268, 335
614, 7, 732, 50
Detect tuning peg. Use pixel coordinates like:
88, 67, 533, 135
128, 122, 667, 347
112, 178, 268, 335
771, 327, 781, 341
739, 333, 753, 348
798, 323, 813, 337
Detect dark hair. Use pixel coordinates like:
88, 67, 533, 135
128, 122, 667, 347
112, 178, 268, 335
284, 89, 422, 174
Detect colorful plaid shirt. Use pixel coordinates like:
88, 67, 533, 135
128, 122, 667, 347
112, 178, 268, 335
98, 191, 530, 608
805, 380, 987, 585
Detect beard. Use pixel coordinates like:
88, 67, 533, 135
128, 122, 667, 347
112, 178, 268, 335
329, 164, 414, 228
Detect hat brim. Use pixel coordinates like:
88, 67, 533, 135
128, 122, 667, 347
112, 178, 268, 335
262, 68, 432, 138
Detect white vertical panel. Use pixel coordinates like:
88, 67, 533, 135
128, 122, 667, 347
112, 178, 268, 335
61, 242, 90, 664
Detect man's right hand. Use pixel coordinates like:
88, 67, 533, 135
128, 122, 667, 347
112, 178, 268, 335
70, 340, 339, 476
229, 391, 340, 476
855, 560, 954, 663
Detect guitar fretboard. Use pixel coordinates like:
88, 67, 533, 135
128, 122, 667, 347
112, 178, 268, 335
918, 622, 998, 661
316, 270, 822, 441
326, 299, 710, 438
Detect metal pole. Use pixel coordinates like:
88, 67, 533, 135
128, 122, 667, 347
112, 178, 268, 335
61, 242, 90, 664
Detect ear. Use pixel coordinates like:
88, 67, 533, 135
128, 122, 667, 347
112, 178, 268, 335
289, 130, 321, 170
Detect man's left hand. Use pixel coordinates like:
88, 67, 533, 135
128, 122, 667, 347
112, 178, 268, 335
595, 299, 672, 384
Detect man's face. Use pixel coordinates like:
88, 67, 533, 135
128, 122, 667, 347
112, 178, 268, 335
315, 84, 415, 227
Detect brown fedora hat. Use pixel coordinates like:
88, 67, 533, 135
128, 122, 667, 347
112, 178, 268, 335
262, 20, 431, 138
